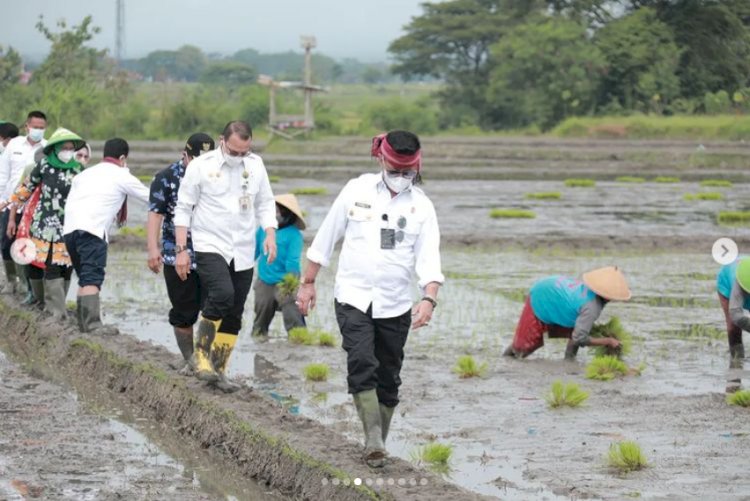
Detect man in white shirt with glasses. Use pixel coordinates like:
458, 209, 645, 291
174, 120, 277, 393
296, 130, 444, 467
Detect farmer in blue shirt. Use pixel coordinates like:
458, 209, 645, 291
504, 266, 632, 359
252, 193, 306, 337
147, 132, 214, 372
717, 257, 750, 360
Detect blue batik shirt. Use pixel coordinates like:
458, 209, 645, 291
148, 160, 196, 269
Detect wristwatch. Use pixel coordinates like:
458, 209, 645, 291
174, 244, 188, 254
421, 296, 438, 309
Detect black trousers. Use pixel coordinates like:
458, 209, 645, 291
335, 300, 411, 407
163, 264, 203, 328
0, 211, 22, 261
194, 252, 253, 335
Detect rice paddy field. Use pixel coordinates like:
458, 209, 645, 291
85, 136, 750, 499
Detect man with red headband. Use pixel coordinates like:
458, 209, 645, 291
297, 130, 444, 468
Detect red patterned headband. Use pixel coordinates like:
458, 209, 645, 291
371, 133, 421, 170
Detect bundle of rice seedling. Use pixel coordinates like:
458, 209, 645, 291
727, 389, 750, 407
589, 317, 632, 358
607, 441, 648, 472
277, 273, 300, 298
545, 380, 589, 408
452, 355, 488, 378
585, 356, 629, 381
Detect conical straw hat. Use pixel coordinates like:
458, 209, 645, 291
582, 266, 632, 301
275, 193, 306, 230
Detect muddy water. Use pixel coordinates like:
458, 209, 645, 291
95, 152, 750, 499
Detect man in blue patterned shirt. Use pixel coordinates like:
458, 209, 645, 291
147, 133, 215, 373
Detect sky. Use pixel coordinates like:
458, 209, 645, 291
0, 0, 435, 63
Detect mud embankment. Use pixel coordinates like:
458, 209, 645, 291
0, 299, 487, 501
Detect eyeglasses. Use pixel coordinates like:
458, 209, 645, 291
384, 169, 418, 179
222, 141, 251, 157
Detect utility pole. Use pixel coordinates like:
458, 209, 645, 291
115, 0, 125, 63
300, 36, 316, 129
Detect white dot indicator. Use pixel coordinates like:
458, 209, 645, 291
354, 478, 362, 486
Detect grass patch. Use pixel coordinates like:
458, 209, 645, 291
525, 191, 562, 200
727, 390, 750, 407
700, 179, 732, 187
718, 211, 750, 226
589, 317, 632, 358
653, 176, 680, 183
317, 332, 337, 347
585, 356, 629, 381
545, 380, 589, 408
137, 174, 154, 183
277, 273, 299, 298
291, 187, 327, 195
498, 288, 527, 303
117, 225, 146, 238
489, 209, 536, 219
269, 175, 281, 183
607, 441, 648, 472
303, 363, 330, 382
657, 324, 725, 340
452, 355, 488, 378
684, 192, 724, 201
564, 178, 596, 188
615, 176, 646, 183
412, 442, 453, 466
289, 327, 319, 345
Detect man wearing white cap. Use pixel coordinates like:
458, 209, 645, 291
252, 193, 307, 337
504, 266, 632, 359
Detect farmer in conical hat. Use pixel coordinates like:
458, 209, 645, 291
504, 266, 632, 360
717, 257, 750, 360
1, 127, 86, 321
251, 193, 307, 337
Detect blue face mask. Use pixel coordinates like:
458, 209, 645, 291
28, 128, 45, 142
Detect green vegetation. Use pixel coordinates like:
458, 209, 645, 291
288, 327, 337, 347
564, 178, 596, 188
452, 355, 488, 379
489, 209, 536, 219
269, 175, 281, 183
684, 192, 724, 201
545, 380, 589, 409
590, 317, 632, 358
117, 226, 146, 239
657, 324, 725, 340
498, 288, 527, 303
317, 332, 337, 347
727, 390, 750, 407
653, 176, 680, 183
413, 443, 453, 466
303, 363, 330, 382
700, 179, 733, 187
615, 176, 646, 183
635, 296, 714, 308
586, 356, 629, 381
554, 116, 750, 141
137, 174, 154, 183
291, 187, 327, 196
277, 273, 299, 298
525, 191, 562, 200
718, 211, 750, 226
607, 441, 648, 472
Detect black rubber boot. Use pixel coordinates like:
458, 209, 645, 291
78, 294, 119, 335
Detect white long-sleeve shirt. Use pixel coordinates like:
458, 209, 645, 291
173, 149, 277, 271
63, 160, 150, 241
307, 173, 445, 318
0, 136, 46, 203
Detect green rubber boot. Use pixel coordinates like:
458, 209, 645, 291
28, 278, 44, 308
352, 389, 386, 468
379, 403, 395, 443
43, 278, 67, 321
78, 294, 119, 335
1, 260, 17, 294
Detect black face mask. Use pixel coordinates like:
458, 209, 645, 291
277, 206, 297, 229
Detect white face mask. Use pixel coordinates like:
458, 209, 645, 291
28, 128, 45, 142
57, 149, 75, 163
383, 170, 412, 193
223, 151, 244, 168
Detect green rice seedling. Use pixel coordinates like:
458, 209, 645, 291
727, 389, 750, 407
269, 175, 281, 183
498, 288, 527, 302
700, 179, 732, 187
413, 442, 453, 465
288, 327, 318, 345
525, 191, 562, 200
291, 187, 327, 195
589, 317, 632, 358
615, 176, 646, 183
317, 331, 337, 347
564, 178, 596, 187
607, 441, 648, 472
684, 192, 723, 201
489, 209, 536, 219
277, 273, 299, 298
117, 226, 147, 238
137, 174, 154, 183
586, 356, 629, 381
452, 355, 488, 378
657, 324, 725, 340
653, 176, 680, 183
718, 211, 750, 226
685, 272, 714, 280
545, 380, 589, 408
303, 363, 329, 382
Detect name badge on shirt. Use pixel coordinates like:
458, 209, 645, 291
381, 228, 396, 249
239, 194, 251, 212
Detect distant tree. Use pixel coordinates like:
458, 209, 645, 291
139, 45, 207, 81
32, 15, 107, 83
362, 67, 383, 85
0, 46, 22, 87
485, 16, 605, 129
199, 61, 256, 85
595, 7, 681, 111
